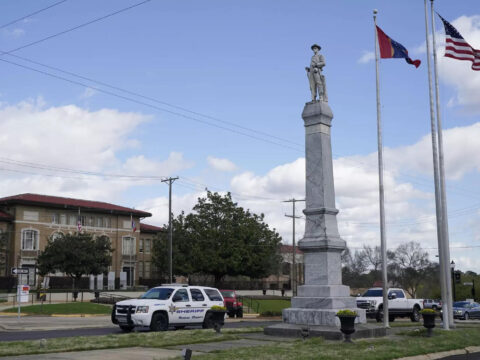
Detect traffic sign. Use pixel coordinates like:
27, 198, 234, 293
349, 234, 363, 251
464, 282, 473, 286
11, 268, 29, 275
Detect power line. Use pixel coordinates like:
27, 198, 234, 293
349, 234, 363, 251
0, 0, 69, 30
4, 0, 152, 54
0, 57, 302, 152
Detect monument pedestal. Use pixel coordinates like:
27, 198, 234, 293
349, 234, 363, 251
265, 100, 372, 338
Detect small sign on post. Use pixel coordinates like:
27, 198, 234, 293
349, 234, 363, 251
11, 268, 29, 275
464, 282, 473, 286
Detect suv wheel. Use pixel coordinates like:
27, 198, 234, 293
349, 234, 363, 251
150, 312, 168, 331
236, 308, 243, 318
410, 306, 420, 322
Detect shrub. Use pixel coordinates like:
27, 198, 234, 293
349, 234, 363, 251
336, 309, 357, 317
210, 305, 226, 311
420, 308, 436, 314
260, 310, 282, 317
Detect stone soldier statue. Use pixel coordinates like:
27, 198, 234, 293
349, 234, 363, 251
305, 44, 328, 102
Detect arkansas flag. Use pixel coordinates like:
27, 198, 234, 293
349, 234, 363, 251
131, 219, 136, 232
376, 26, 421, 68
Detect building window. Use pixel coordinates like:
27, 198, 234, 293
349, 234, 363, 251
60, 214, 67, 225
22, 229, 39, 250
23, 211, 39, 221
69, 215, 76, 226
87, 216, 94, 227
122, 236, 136, 255
103, 217, 111, 228
96, 217, 103, 227
144, 262, 151, 278
145, 239, 151, 253
138, 262, 144, 278
139, 239, 144, 253
51, 213, 59, 224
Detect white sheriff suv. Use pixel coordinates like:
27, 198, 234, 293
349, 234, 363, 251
111, 285, 225, 332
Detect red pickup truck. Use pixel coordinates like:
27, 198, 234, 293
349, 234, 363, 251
220, 290, 243, 318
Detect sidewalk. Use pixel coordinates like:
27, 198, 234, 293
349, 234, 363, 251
0, 315, 115, 331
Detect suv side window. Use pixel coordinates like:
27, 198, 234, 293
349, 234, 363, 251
190, 288, 205, 301
204, 289, 223, 301
173, 289, 189, 302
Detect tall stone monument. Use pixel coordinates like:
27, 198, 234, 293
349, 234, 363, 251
266, 44, 370, 338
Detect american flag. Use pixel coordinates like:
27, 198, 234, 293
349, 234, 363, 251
438, 14, 480, 71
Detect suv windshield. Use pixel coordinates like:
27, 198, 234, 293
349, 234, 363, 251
221, 291, 235, 298
362, 289, 383, 297
140, 288, 174, 300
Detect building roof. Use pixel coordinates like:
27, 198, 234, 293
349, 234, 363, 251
140, 223, 164, 233
0, 193, 151, 218
280, 244, 303, 254
0, 210, 13, 222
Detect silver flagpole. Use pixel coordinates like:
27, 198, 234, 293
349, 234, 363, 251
430, 0, 454, 328
424, 0, 449, 330
373, 9, 389, 328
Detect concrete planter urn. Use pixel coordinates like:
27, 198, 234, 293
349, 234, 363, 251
421, 309, 436, 337
337, 310, 357, 343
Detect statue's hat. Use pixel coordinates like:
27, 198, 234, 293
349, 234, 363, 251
311, 44, 321, 50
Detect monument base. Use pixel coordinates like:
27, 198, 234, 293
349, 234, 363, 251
264, 322, 386, 340
283, 307, 366, 326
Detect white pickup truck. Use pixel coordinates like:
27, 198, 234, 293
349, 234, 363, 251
111, 284, 225, 332
356, 287, 423, 322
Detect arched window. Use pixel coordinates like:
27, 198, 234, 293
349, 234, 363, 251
21, 229, 39, 250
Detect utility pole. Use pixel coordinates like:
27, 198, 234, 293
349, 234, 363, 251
284, 198, 305, 297
162, 177, 178, 284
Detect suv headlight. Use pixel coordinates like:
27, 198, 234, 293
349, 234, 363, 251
136, 306, 149, 313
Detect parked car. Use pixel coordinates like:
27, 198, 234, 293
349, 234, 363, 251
220, 290, 243, 318
423, 299, 442, 310
453, 301, 480, 320
356, 287, 423, 322
111, 284, 224, 332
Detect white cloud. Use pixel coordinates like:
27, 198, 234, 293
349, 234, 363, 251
2, 28, 25, 38
358, 51, 375, 64
207, 156, 237, 172
0, 100, 192, 202
436, 15, 480, 113
80, 88, 97, 99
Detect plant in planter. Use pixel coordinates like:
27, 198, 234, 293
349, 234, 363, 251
336, 309, 358, 343
420, 308, 437, 337
204, 305, 227, 333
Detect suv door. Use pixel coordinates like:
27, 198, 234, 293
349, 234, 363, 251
189, 288, 209, 322
388, 290, 408, 312
169, 288, 193, 324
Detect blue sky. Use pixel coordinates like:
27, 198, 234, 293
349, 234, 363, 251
0, 0, 479, 272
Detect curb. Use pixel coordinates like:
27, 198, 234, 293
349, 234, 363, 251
395, 346, 480, 360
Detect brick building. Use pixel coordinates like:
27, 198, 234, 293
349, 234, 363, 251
0, 193, 163, 289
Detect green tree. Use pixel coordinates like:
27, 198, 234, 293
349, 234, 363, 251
37, 232, 112, 289
153, 192, 282, 287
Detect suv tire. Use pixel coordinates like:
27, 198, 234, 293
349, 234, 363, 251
410, 306, 420, 322
237, 308, 243, 318
150, 312, 168, 331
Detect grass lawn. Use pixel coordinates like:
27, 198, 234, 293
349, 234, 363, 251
0, 328, 262, 357
2, 302, 111, 315
192, 327, 480, 360
249, 299, 290, 314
